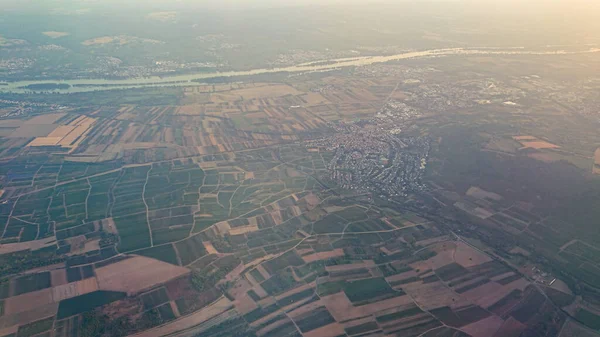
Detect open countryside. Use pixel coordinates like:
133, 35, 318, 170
2, 0, 600, 336
2, 47, 599, 94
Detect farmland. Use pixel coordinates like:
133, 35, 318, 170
1, 46, 600, 337
0, 142, 570, 336
2, 152, 542, 337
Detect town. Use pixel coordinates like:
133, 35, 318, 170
308, 98, 429, 197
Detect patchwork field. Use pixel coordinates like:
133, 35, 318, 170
1, 54, 596, 337
0, 119, 569, 337
27, 115, 96, 151
512, 135, 560, 150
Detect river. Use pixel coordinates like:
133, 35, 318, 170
1, 47, 598, 94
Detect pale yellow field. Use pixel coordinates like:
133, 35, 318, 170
512, 135, 537, 141
520, 140, 560, 149
210, 84, 302, 103
146, 11, 177, 22
42, 31, 70, 39
52, 278, 99, 302
76, 277, 99, 294
27, 137, 63, 146
48, 125, 76, 138
70, 115, 96, 128
203, 241, 218, 255
211, 221, 231, 236
302, 248, 345, 263
27, 116, 96, 150
228, 224, 259, 235
82, 36, 162, 46
511, 135, 560, 150
82, 36, 117, 45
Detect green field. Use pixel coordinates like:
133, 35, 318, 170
157, 302, 177, 322
114, 213, 151, 252
175, 234, 207, 266
263, 251, 304, 274
261, 269, 300, 296
16, 317, 54, 337
66, 268, 82, 283
141, 288, 170, 310
296, 307, 336, 332
576, 308, 600, 330
243, 304, 281, 323
57, 291, 127, 319
277, 288, 315, 307
14, 272, 51, 295
343, 277, 396, 304
137, 244, 180, 265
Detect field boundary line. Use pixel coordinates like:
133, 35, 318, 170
142, 164, 153, 247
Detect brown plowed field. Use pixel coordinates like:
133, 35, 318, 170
461, 315, 504, 337
96, 255, 190, 295
304, 322, 346, 337
454, 242, 492, 268
302, 249, 345, 263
